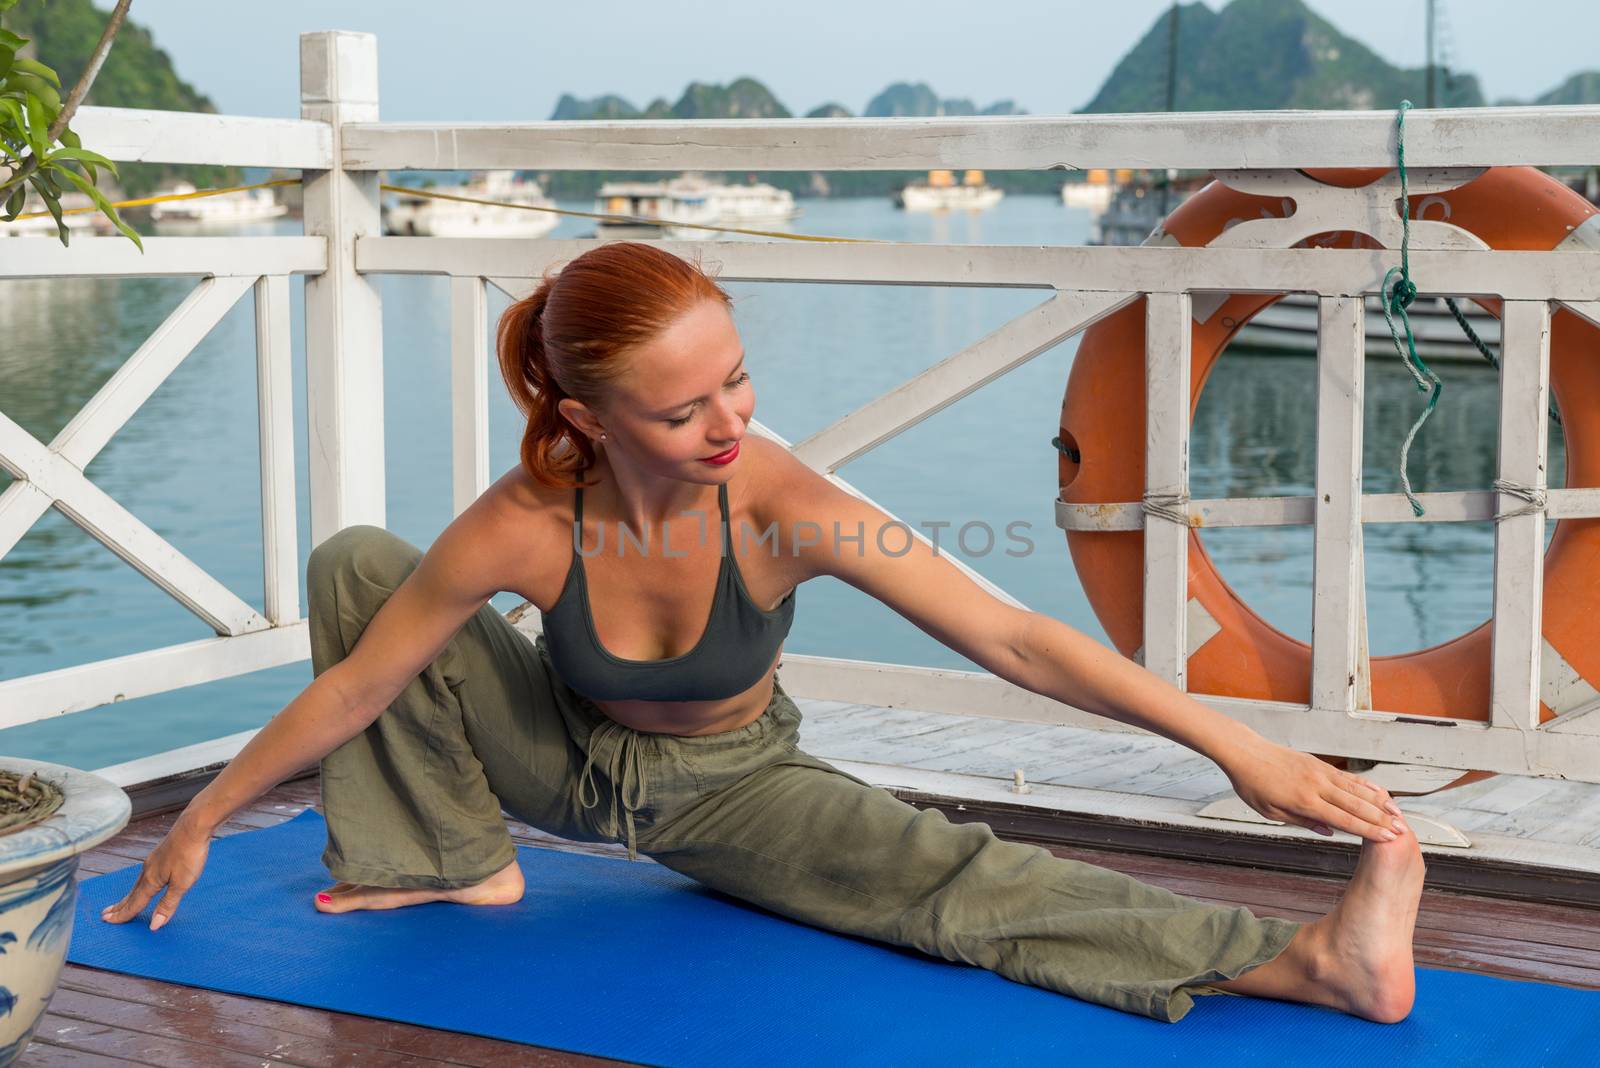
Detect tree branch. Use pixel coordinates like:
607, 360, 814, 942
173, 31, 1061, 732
46, 0, 133, 142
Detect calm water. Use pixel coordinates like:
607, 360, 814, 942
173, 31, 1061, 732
0, 195, 1564, 768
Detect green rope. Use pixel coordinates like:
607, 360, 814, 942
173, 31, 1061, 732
1381, 100, 1561, 517
1381, 101, 1443, 517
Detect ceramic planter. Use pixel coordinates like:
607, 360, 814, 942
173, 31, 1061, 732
0, 759, 131, 1066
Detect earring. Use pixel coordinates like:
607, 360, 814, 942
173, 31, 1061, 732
599, 432, 607, 442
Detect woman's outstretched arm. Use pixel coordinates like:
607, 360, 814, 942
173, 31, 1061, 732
762, 443, 1403, 843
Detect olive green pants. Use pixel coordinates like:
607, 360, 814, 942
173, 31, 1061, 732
306, 524, 1302, 1023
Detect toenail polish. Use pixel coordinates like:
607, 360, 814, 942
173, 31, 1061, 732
316, 893, 331, 904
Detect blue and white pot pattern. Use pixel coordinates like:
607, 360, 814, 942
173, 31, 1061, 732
0, 760, 131, 1067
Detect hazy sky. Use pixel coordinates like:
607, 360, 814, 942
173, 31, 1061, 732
126, 0, 1593, 121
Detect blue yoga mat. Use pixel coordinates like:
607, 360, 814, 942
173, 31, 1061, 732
69, 809, 1597, 1067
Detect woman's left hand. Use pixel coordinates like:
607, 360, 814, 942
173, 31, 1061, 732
1219, 736, 1405, 841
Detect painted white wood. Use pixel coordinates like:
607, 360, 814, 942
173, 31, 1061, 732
793, 292, 1132, 473
450, 275, 490, 517
1194, 794, 1471, 847
71, 105, 333, 168
1310, 296, 1368, 714
1057, 485, 1600, 533
56, 276, 257, 469
301, 31, 387, 544
255, 275, 300, 626
0, 409, 268, 636
1207, 168, 1490, 252
1142, 292, 1192, 689
822, 758, 1600, 874
1490, 300, 1553, 733
339, 105, 1600, 172
0, 237, 325, 279
0, 624, 310, 728
773, 652, 1600, 780
94, 728, 265, 788
357, 238, 1600, 303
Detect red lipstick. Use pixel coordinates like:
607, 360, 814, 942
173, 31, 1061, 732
701, 441, 740, 465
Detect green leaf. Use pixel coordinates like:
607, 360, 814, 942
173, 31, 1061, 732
7, 71, 60, 115
0, 0, 22, 13
10, 58, 60, 90
58, 127, 81, 150
47, 147, 114, 186
0, 29, 24, 51
29, 173, 68, 247
57, 165, 143, 251
1, 45, 16, 82
3, 182, 24, 221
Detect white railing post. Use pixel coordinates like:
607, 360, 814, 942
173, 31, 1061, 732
1490, 299, 1553, 731
1311, 295, 1370, 714
300, 31, 385, 544
450, 275, 490, 516
1142, 292, 1193, 688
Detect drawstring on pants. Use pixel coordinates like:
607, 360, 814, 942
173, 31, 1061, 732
577, 718, 648, 860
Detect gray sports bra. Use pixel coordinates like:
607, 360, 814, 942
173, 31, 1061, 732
540, 481, 796, 702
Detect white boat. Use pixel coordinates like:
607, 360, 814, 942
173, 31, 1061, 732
596, 174, 790, 238
383, 171, 557, 238
150, 181, 287, 227
706, 180, 798, 225
1060, 168, 1128, 213
896, 169, 1003, 212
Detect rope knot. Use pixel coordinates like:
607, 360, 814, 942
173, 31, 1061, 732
1387, 275, 1417, 310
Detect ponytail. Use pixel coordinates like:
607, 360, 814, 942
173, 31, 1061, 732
496, 275, 596, 489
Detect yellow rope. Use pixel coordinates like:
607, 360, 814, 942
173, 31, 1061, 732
11, 174, 880, 244
11, 178, 300, 220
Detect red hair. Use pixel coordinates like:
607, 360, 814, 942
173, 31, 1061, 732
496, 242, 733, 488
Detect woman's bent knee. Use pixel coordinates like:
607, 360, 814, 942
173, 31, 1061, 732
306, 524, 417, 594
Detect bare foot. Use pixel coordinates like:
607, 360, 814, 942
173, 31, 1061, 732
313, 859, 524, 913
1211, 819, 1425, 1022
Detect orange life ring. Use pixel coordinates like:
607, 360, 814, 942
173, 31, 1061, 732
1057, 166, 1600, 789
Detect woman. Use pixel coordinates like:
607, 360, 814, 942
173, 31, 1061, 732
100, 242, 1423, 1025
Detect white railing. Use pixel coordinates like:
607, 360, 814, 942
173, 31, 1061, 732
3, 30, 1599, 793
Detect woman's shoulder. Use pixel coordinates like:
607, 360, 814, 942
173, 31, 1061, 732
462, 464, 579, 608
735, 434, 840, 534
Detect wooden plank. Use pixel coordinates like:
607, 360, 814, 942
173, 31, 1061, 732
356, 239, 1600, 304
72, 105, 332, 168
1057, 485, 1600, 533
255, 275, 301, 626
1490, 300, 1553, 732
451, 276, 491, 517
302, 31, 388, 543
1311, 295, 1368, 714
0, 625, 309, 726
1142, 292, 1192, 688
0, 237, 326, 279
338, 105, 1600, 171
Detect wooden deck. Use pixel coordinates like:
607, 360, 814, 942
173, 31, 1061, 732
30, 738, 1600, 1067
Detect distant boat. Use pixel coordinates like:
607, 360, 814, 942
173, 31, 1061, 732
0, 191, 104, 237
896, 170, 1003, 212
595, 174, 796, 238
1060, 168, 1129, 213
383, 171, 557, 238
150, 181, 287, 227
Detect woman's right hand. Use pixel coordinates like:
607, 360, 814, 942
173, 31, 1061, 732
99, 812, 213, 932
